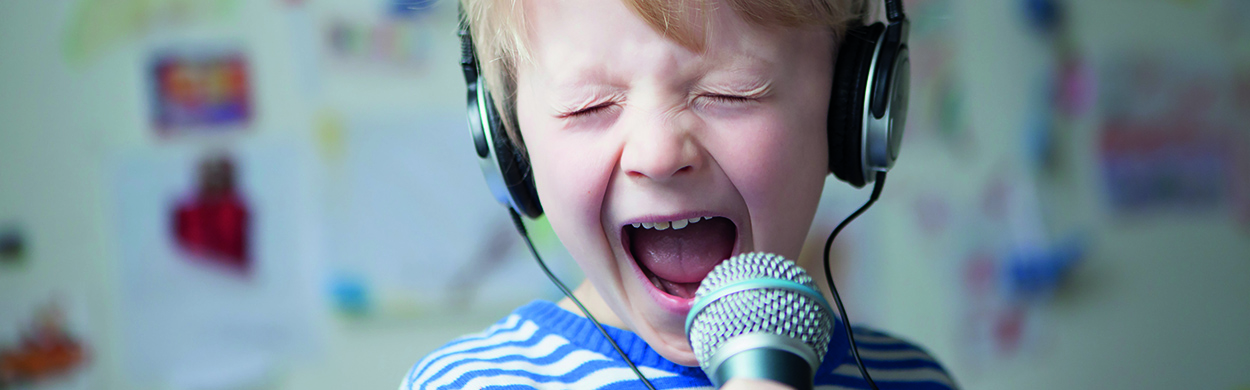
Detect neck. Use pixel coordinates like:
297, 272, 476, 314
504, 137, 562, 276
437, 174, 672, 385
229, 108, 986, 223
556, 282, 629, 330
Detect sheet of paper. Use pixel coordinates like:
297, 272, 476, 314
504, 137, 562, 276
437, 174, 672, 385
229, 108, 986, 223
110, 141, 324, 389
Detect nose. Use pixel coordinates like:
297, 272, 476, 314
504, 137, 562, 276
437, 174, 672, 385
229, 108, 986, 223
619, 112, 703, 182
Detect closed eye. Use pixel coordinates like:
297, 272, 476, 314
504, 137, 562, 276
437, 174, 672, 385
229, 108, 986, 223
559, 103, 617, 119
556, 102, 623, 129
702, 94, 756, 104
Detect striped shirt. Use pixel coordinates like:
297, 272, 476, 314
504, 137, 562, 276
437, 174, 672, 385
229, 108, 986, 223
402, 301, 956, 389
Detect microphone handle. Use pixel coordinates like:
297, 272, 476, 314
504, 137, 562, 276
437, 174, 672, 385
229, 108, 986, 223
711, 348, 813, 390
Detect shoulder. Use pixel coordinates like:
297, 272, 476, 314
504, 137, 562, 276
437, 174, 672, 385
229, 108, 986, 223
816, 327, 958, 390
398, 302, 701, 390
399, 311, 546, 390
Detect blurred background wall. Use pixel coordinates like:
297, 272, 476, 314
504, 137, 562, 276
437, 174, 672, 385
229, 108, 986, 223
0, 0, 1246, 389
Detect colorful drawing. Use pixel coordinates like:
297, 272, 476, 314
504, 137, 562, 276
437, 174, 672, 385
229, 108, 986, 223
953, 163, 1089, 375
1097, 53, 1246, 218
150, 47, 253, 134
0, 301, 89, 387
171, 154, 252, 275
324, 17, 434, 72
902, 0, 976, 154
956, 238, 1083, 373
1100, 125, 1231, 215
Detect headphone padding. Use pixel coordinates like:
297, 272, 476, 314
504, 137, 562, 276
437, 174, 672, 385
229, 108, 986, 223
483, 90, 545, 218
494, 136, 544, 218
828, 23, 883, 188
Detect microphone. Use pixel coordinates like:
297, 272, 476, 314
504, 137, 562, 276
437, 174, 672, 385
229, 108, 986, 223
685, 252, 836, 390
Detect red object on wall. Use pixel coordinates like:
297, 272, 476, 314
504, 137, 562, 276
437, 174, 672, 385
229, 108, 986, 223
173, 156, 251, 273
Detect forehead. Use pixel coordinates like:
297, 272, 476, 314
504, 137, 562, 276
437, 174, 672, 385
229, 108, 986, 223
519, 0, 826, 85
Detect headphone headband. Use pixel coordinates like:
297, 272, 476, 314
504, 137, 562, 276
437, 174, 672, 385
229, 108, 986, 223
462, 0, 909, 213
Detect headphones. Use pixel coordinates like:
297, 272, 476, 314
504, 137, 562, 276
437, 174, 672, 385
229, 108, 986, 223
459, 0, 909, 218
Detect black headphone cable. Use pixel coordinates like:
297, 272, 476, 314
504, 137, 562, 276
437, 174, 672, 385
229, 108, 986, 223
822, 171, 887, 390
507, 208, 658, 390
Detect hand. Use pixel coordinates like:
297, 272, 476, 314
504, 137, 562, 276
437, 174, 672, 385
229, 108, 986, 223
720, 378, 796, 390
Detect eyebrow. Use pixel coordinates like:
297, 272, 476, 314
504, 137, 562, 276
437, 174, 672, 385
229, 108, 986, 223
541, 48, 780, 109
694, 72, 774, 97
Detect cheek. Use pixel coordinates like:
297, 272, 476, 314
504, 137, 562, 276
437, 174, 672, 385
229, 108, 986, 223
518, 120, 617, 267
713, 108, 828, 255
515, 81, 615, 273
724, 116, 826, 184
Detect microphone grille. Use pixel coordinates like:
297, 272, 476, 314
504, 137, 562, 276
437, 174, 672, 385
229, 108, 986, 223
687, 253, 834, 371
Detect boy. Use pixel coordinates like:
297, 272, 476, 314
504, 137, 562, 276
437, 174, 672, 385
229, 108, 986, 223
403, 0, 956, 388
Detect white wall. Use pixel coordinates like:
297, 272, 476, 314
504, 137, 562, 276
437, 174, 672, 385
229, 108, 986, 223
868, 1, 1250, 389
1, 0, 1247, 389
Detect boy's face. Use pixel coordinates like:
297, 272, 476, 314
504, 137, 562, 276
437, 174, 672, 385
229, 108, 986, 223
515, 0, 834, 365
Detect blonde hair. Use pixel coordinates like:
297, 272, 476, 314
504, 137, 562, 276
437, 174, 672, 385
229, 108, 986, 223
461, 0, 869, 150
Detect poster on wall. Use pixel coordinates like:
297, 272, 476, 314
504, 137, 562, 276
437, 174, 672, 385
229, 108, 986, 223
900, 0, 975, 154
110, 142, 323, 389
1097, 53, 1249, 220
320, 2, 438, 75
319, 114, 571, 319
951, 169, 1084, 376
148, 45, 254, 137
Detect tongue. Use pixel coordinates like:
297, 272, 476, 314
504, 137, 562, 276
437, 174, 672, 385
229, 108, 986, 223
630, 217, 736, 285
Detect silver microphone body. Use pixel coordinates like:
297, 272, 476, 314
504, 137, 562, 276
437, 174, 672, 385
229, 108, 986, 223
685, 253, 837, 390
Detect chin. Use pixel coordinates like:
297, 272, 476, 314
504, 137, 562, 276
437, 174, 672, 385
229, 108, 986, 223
616, 277, 704, 367
646, 331, 700, 367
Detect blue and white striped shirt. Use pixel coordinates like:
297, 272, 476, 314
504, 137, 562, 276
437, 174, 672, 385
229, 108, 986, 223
402, 301, 956, 389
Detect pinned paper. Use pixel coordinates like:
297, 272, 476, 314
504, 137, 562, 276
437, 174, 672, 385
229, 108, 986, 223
149, 46, 253, 135
112, 143, 323, 389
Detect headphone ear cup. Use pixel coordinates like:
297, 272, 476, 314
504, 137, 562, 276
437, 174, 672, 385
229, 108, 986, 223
493, 133, 544, 219
461, 16, 542, 218
828, 22, 884, 188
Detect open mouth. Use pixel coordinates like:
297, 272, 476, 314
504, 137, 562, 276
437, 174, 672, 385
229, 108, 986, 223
623, 216, 738, 300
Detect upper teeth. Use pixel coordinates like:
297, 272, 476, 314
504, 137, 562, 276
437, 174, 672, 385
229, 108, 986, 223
632, 216, 711, 231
